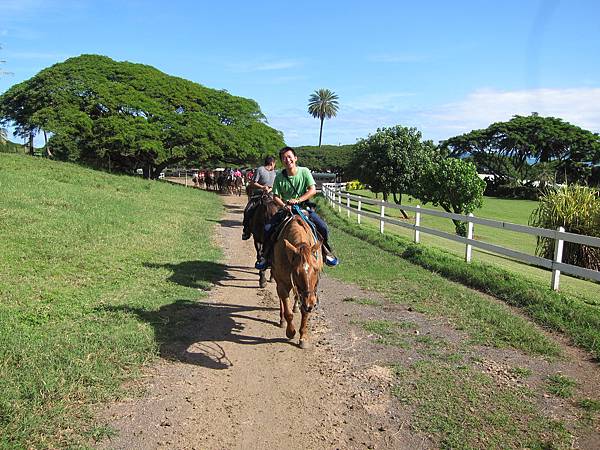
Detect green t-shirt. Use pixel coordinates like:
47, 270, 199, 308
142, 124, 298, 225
272, 167, 315, 202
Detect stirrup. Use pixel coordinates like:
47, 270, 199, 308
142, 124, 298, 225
255, 258, 269, 270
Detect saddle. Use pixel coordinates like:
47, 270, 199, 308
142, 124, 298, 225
271, 206, 320, 244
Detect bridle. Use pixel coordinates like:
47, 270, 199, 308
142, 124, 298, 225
296, 286, 320, 313
292, 248, 321, 313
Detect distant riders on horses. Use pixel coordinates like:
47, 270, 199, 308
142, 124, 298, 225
242, 156, 277, 240
253, 146, 338, 270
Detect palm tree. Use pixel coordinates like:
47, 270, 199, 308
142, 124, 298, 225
308, 88, 339, 147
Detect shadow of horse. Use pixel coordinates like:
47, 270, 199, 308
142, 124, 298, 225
144, 260, 229, 290
99, 300, 290, 370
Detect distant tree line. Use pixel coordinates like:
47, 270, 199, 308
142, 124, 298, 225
441, 113, 600, 196
0, 55, 284, 178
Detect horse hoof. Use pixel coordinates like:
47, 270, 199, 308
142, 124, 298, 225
259, 280, 267, 288
286, 327, 296, 339
299, 340, 312, 350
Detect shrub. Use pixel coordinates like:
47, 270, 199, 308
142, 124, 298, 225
345, 179, 364, 191
529, 185, 600, 270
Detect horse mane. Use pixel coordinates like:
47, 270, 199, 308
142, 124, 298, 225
285, 217, 317, 248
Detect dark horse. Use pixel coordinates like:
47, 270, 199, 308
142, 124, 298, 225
249, 192, 278, 288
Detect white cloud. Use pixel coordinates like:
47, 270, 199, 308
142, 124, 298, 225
227, 59, 302, 72
267, 87, 600, 146
0, 0, 44, 12
422, 87, 600, 137
346, 92, 416, 110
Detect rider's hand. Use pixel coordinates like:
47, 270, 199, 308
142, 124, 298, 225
287, 198, 299, 205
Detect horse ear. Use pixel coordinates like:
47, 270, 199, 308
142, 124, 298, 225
284, 239, 299, 263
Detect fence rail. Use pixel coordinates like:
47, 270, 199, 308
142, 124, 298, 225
322, 183, 600, 290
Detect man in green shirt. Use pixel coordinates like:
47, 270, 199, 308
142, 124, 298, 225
255, 146, 338, 269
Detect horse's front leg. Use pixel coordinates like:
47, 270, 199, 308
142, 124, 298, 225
299, 310, 312, 349
255, 242, 267, 288
277, 283, 295, 336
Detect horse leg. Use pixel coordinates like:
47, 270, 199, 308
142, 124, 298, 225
259, 269, 267, 288
292, 287, 300, 313
299, 310, 312, 349
277, 283, 295, 336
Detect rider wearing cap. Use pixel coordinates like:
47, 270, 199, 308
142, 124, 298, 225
255, 146, 338, 269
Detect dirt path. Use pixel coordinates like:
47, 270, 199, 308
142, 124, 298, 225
97, 194, 422, 450
97, 191, 600, 449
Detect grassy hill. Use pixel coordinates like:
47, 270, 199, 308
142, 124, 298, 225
0, 154, 223, 447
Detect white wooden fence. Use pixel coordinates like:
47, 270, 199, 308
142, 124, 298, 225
322, 183, 600, 291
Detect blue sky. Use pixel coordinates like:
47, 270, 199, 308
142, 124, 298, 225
1, 0, 599, 147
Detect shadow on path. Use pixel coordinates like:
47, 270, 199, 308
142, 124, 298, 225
144, 260, 259, 289
100, 300, 287, 370
99, 260, 288, 369
144, 260, 228, 290
207, 218, 242, 229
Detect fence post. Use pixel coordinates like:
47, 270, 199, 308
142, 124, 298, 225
337, 189, 342, 212
346, 194, 350, 218
380, 199, 385, 234
465, 213, 474, 263
414, 205, 421, 243
551, 226, 565, 291
357, 200, 362, 224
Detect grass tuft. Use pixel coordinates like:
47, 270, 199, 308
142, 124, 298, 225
546, 374, 577, 399
342, 296, 382, 306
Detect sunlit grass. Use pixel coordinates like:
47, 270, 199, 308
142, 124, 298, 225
0, 154, 223, 448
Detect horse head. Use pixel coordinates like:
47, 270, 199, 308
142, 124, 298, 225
283, 238, 322, 313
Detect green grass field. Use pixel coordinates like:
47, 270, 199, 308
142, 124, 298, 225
340, 189, 599, 305
321, 206, 599, 448
0, 154, 223, 448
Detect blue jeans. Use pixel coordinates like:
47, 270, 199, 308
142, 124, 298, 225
308, 210, 329, 243
264, 209, 330, 246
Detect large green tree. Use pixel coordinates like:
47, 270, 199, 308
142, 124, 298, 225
442, 114, 600, 185
352, 125, 435, 217
0, 54, 284, 177
417, 156, 486, 236
307, 88, 339, 147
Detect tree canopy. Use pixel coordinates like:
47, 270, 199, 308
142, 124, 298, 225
0, 54, 284, 177
417, 156, 485, 235
352, 126, 435, 204
441, 114, 600, 185
295, 144, 355, 176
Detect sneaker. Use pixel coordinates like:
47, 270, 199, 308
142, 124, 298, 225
242, 230, 251, 240
255, 257, 269, 270
325, 254, 339, 267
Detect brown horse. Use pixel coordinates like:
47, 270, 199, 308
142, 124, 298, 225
233, 176, 244, 196
271, 216, 323, 349
249, 192, 278, 287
